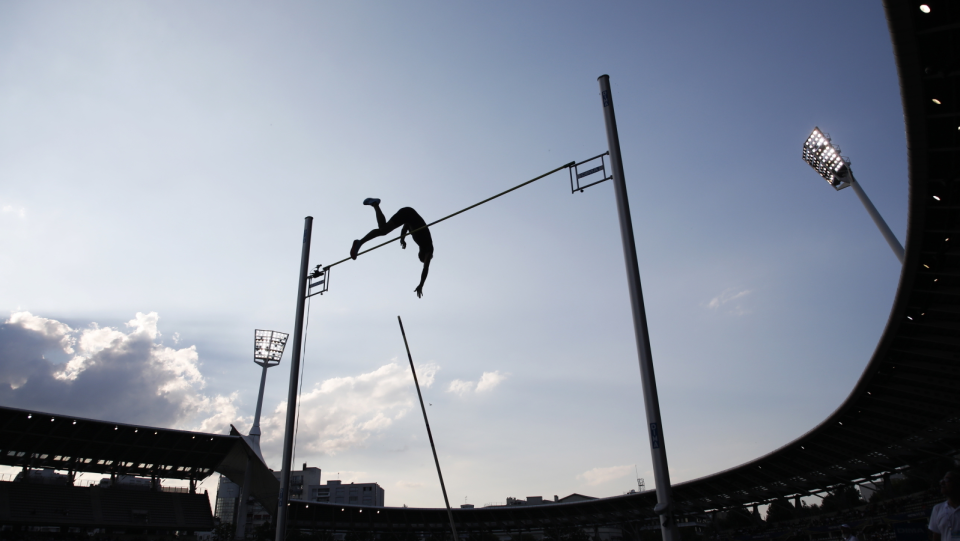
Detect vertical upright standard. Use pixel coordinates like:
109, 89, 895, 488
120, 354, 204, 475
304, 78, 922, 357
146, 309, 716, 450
397, 316, 460, 541
597, 74, 678, 541
275, 217, 313, 541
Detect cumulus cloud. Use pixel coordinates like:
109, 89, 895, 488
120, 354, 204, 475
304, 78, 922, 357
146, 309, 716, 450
260, 361, 436, 457
446, 371, 507, 396
1, 204, 25, 218
0, 311, 242, 433
476, 371, 506, 392
577, 465, 634, 486
447, 380, 474, 396
8, 312, 76, 354
707, 288, 752, 314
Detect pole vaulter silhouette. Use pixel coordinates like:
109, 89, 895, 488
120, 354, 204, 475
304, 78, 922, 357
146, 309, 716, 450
350, 198, 434, 298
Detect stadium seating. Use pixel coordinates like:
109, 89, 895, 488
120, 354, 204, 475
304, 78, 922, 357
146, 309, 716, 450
0, 482, 213, 531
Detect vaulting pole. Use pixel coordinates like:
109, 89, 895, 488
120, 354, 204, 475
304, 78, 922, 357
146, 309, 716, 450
597, 75, 678, 541
275, 216, 313, 541
397, 316, 460, 541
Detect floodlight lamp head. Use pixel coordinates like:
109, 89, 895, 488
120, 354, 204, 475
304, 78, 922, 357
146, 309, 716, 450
802, 127, 852, 191
254, 329, 289, 368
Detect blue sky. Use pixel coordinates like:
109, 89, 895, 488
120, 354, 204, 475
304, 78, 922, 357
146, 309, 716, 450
0, 2, 908, 507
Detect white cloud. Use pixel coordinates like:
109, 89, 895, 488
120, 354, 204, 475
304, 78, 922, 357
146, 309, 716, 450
447, 379, 474, 396
8, 312, 76, 353
476, 371, 506, 392
260, 361, 437, 457
577, 465, 635, 486
1, 204, 25, 218
446, 371, 508, 396
0, 311, 243, 434
78, 324, 126, 356
126, 311, 160, 339
707, 288, 752, 314
192, 392, 243, 434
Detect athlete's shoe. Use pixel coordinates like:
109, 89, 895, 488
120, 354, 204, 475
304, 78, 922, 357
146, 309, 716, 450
350, 240, 361, 260
363, 198, 381, 206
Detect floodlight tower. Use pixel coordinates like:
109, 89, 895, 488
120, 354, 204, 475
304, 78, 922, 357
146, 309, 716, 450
802, 127, 905, 263
250, 329, 289, 455
234, 330, 288, 541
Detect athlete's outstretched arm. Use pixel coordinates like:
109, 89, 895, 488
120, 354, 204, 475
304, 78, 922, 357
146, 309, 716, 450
400, 225, 409, 249
414, 259, 430, 298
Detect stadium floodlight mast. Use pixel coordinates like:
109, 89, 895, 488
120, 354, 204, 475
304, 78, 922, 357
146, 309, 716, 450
802, 127, 905, 263
251, 329, 289, 450
235, 329, 289, 541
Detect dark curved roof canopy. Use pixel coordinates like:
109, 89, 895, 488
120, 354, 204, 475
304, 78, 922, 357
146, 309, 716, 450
0, 405, 233, 481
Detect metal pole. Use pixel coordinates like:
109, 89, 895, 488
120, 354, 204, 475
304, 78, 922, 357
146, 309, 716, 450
234, 365, 268, 539
848, 174, 905, 264
237, 365, 269, 539
597, 74, 678, 541
397, 316, 460, 541
234, 461, 253, 539
275, 216, 313, 541
250, 364, 270, 446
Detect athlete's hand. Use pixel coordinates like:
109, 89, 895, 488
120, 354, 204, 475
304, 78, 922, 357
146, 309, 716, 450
400, 239, 407, 249
414, 284, 423, 298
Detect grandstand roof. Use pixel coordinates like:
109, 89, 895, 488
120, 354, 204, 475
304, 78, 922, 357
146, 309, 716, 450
0, 405, 282, 516
0, 404, 236, 481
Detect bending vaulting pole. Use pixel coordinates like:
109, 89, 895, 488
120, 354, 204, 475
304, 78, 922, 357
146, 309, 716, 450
397, 316, 460, 541
598, 74, 678, 541
275, 216, 313, 541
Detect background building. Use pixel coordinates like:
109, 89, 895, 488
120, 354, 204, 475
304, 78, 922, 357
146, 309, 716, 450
214, 463, 385, 533
313, 479, 384, 507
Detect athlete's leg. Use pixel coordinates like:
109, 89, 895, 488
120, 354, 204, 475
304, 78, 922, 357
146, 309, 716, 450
353, 226, 384, 259
362, 197, 387, 229
352, 208, 410, 259
358, 227, 384, 246
373, 204, 386, 230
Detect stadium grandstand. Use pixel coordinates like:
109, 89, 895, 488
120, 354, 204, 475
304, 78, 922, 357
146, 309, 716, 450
0, 1, 957, 540
0, 405, 279, 536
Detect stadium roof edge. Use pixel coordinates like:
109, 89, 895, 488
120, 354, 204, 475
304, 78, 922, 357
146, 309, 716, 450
0, 403, 281, 515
